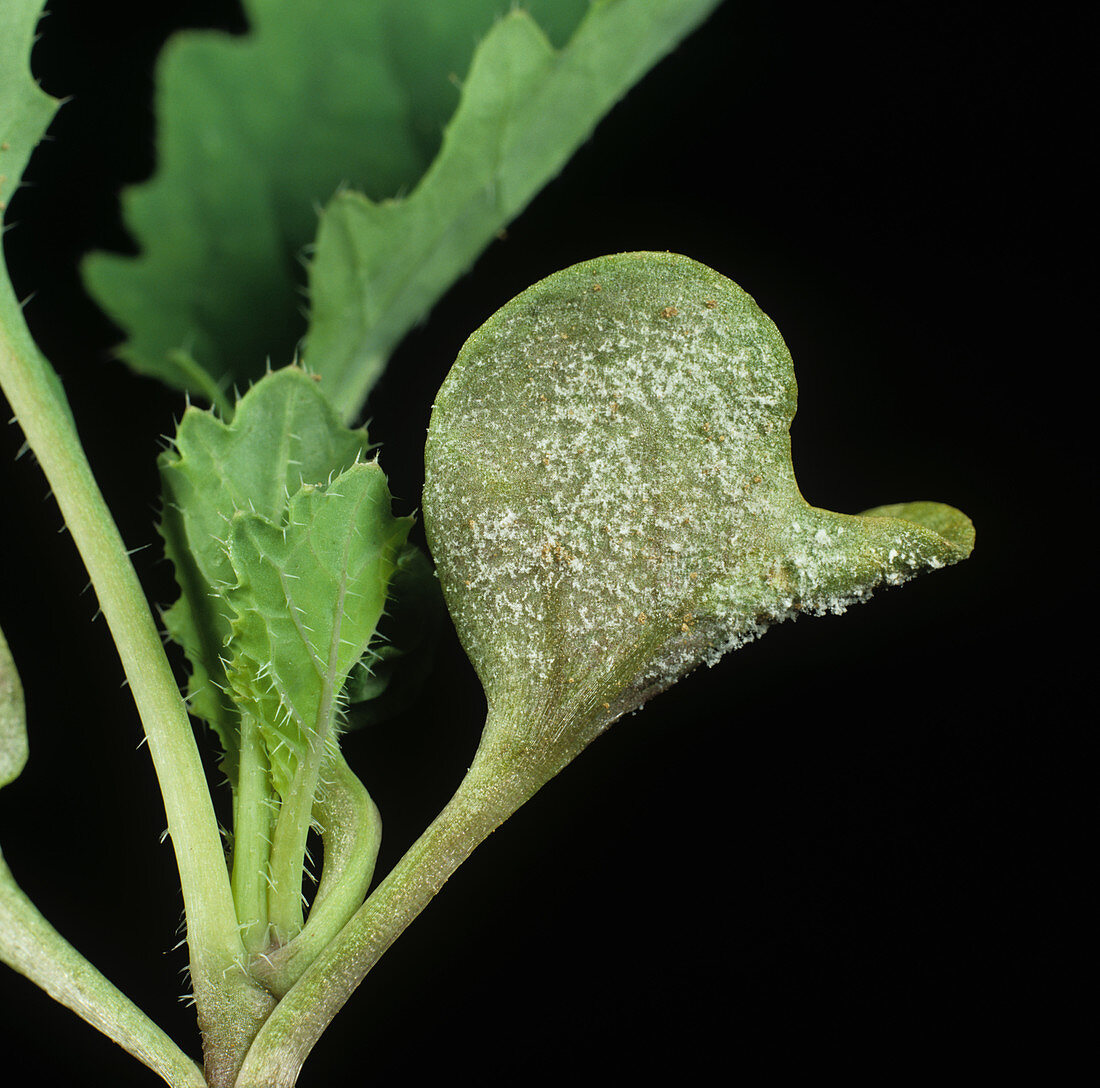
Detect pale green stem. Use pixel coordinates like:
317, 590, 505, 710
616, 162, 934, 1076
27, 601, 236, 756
265, 774, 311, 941
266, 643, 342, 942
1, 848, 207, 1088
0, 283, 274, 1078
235, 722, 550, 1088
232, 713, 275, 953
250, 751, 381, 998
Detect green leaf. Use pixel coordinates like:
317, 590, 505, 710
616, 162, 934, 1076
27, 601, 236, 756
76, 0, 593, 397
0, 625, 26, 791
0, 0, 70, 431
423, 252, 974, 780
0, 0, 56, 791
224, 463, 412, 799
159, 366, 373, 777
81, 0, 719, 415
304, 0, 724, 419
161, 368, 410, 942
0, 0, 57, 226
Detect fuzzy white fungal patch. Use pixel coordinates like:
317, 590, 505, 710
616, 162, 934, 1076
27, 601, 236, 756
424, 253, 971, 744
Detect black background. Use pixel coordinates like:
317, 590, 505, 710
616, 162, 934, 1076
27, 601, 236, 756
0, 2, 1088, 1084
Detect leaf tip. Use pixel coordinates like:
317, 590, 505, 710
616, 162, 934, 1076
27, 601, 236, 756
860, 500, 975, 563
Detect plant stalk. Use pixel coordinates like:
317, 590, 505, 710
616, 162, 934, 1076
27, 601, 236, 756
232, 713, 275, 953
235, 722, 550, 1087
0, 283, 274, 1078
0, 848, 208, 1088
250, 752, 381, 999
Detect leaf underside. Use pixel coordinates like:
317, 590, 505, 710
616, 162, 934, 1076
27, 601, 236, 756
423, 253, 974, 755
81, 0, 721, 419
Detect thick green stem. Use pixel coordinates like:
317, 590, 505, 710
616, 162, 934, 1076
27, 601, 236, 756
265, 775, 311, 942
235, 724, 548, 1087
1, 848, 207, 1088
0, 283, 273, 1077
250, 751, 381, 998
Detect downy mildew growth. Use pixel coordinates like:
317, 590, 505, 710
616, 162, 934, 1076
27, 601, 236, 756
424, 252, 974, 789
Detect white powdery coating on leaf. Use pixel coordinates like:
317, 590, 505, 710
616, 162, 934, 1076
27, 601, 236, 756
427, 260, 804, 699
424, 255, 956, 723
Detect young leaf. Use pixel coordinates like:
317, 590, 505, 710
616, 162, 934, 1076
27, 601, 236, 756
224, 462, 412, 801
159, 366, 373, 777
423, 252, 974, 784
160, 367, 411, 944
81, 0, 720, 415
225, 461, 411, 940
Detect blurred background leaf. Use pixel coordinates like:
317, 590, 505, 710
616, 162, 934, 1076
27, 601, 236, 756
82, 0, 719, 416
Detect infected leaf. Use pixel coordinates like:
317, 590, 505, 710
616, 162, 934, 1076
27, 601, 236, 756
423, 253, 973, 778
